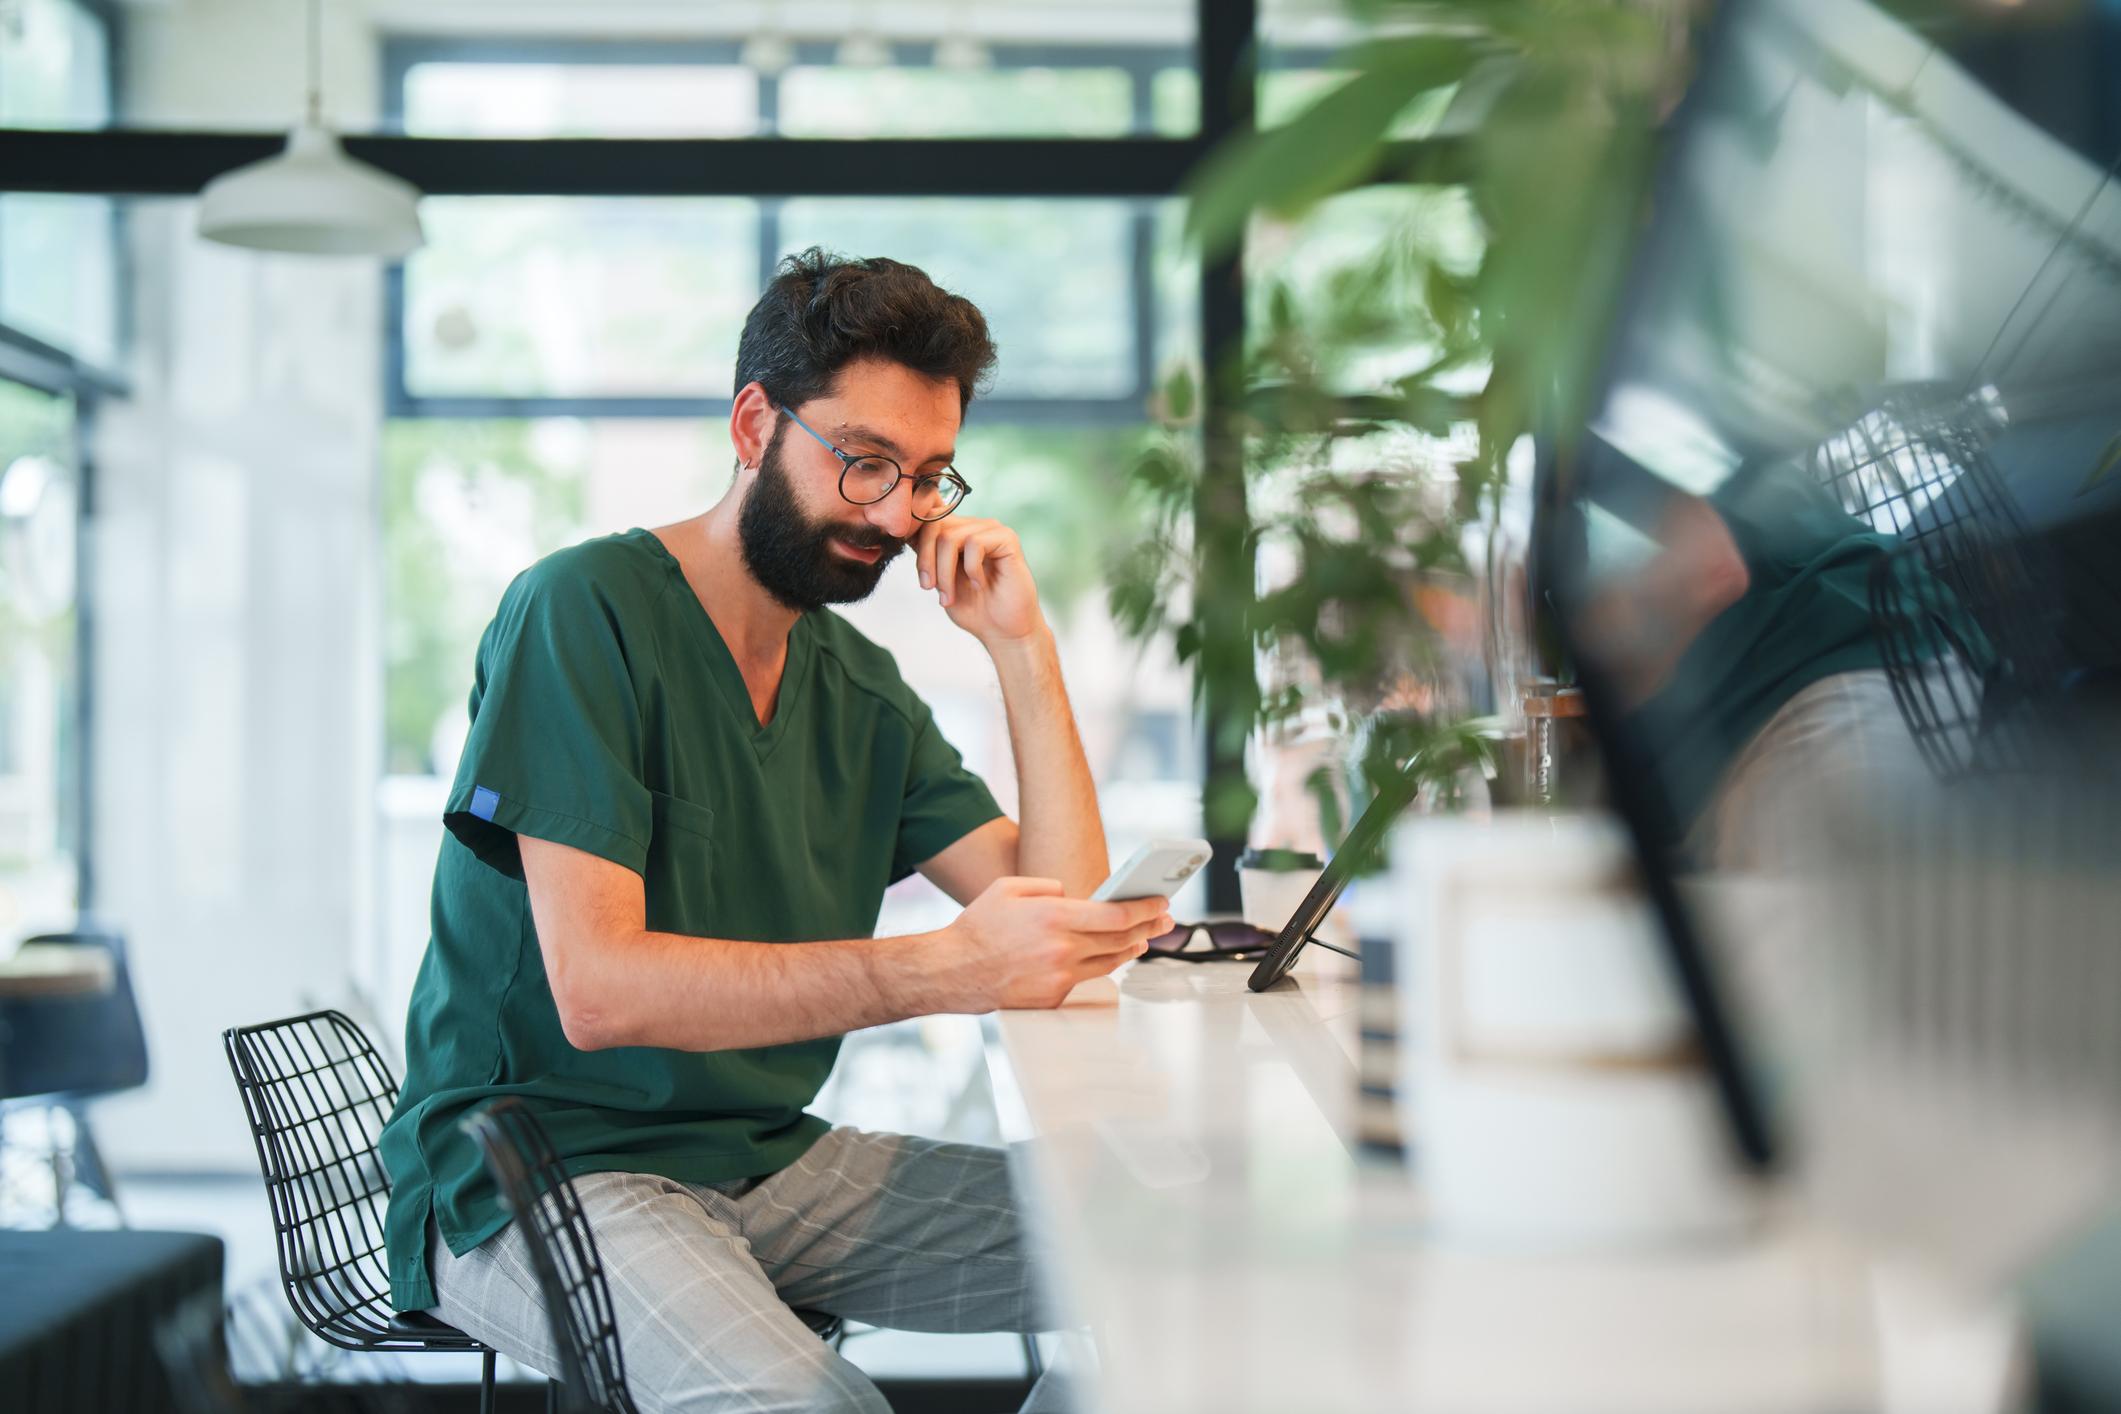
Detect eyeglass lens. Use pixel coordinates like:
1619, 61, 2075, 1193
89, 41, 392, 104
841, 459, 966, 520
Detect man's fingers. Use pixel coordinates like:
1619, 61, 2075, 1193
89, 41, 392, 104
1048, 895, 1169, 933
1074, 916, 1170, 958
914, 522, 941, 591
1066, 950, 1134, 987
960, 535, 988, 594
934, 523, 963, 605
1085, 894, 1170, 928
975, 527, 1019, 568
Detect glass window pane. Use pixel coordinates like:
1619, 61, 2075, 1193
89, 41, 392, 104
775, 199, 1138, 400
402, 62, 760, 137
1150, 67, 1197, 136
0, 0, 111, 129
0, 380, 79, 938
402, 198, 760, 400
779, 65, 1134, 137
1152, 200, 1202, 396
1153, 64, 1452, 135
0, 195, 119, 369
381, 417, 729, 774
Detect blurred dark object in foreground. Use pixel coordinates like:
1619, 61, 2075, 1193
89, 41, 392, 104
0, 1227, 222, 1412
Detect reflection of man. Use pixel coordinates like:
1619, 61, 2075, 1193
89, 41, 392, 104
1580, 448, 1987, 870
379, 248, 1172, 1413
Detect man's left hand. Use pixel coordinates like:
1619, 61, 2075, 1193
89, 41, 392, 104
915, 516, 1044, 645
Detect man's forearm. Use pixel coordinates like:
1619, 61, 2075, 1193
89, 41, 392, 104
987, 627, 1108, 896
553, 928, 947, 1053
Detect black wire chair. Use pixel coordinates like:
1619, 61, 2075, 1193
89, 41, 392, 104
1809, 385, 2069, 779
461, 1098, 638, 1414
462, 1097, 850, 1414
222, 1010, 498, 1412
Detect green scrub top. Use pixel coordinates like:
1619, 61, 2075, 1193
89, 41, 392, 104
1633, 466, 1992, 833
379, 528, 1002, 1313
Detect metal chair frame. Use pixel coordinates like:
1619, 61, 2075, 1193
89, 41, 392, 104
222, 1009, 498, 1412
462, 1098, 639, 1414
1810, 385, 2070, 779
462, 1097, 855, 1414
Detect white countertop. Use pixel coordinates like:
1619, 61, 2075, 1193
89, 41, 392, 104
986, 951, 2019, 1414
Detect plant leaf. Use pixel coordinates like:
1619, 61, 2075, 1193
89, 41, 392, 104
1184, 37, 1482, 258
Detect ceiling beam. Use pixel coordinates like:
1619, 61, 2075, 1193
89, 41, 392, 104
0, 129, 1471, 199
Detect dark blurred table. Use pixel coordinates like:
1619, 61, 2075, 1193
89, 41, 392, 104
0, 1228, 224, 1413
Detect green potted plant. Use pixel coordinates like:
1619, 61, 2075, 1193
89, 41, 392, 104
1109, 0, 1681, 846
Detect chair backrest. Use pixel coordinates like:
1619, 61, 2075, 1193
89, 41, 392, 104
221, 1010, 417, 1350
462, 1098, 636, 1414
1811, 386, 2069, 777
0, 930, 149, 1102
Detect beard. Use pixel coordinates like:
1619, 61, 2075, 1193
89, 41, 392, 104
737, 426, 908, 613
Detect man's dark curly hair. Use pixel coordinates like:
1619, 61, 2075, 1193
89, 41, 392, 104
734, 248, 998, 413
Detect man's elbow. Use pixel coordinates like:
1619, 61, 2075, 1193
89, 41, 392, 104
545, 942, 629, 1052
555, 999, 623, 1052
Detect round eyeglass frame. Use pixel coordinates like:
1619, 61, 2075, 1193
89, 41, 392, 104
779, 405, 971, 522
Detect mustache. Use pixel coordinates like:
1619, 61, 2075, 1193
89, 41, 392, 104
831, 527, 908, 556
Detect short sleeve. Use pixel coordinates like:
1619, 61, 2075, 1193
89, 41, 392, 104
441, 563, 654, 881
891, 705, 1004, 882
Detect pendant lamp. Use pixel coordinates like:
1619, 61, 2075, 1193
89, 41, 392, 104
197, 0, 424, 258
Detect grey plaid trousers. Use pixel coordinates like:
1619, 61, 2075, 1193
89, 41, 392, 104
429, 1126, 1068, 1413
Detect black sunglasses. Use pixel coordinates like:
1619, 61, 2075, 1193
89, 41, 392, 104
1139, 920, 1278, 962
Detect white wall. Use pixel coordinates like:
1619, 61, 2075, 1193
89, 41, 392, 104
89, 0, 390, 1169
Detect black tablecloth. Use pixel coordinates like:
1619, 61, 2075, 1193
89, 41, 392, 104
0, 1228, 224, 1414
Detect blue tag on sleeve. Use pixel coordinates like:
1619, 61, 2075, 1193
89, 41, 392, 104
470, 786, 500, 821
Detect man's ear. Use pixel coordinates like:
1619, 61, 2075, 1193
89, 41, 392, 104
729, 381, 779, 470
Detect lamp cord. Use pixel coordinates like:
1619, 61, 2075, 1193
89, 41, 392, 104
306, 0, 323, 127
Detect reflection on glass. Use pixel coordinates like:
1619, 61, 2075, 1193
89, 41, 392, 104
1552, 0, 2121, 1292
1571, 0, 2121, 866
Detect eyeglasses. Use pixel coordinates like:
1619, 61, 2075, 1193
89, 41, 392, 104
1139, 920, 1279, 962
780, 405, 971, 522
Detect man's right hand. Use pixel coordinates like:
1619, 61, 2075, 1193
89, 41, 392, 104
933, 877, 1173, 1012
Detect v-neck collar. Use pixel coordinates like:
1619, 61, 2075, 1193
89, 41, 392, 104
634, 527, 810, 762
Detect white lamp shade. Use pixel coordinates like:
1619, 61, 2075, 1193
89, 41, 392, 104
198, 123, 424, 258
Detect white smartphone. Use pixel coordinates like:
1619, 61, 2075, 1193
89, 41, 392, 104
1091, 838, 1214, 902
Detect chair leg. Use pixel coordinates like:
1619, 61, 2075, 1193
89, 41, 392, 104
64, 1104, 123, 1222
546, 1379, 561, 1414
479, 1348, 496, 1414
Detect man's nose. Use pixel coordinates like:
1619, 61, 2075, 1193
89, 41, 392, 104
863, 480, 920, 540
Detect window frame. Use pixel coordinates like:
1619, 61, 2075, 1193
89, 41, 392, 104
0, 0, 124, 921
377, 33, 1332, 425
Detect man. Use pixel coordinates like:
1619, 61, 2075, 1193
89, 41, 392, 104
378, 249, 1173, 1413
